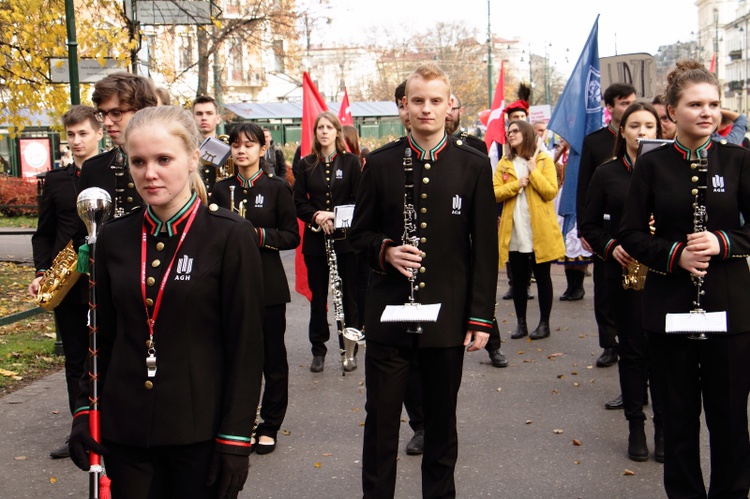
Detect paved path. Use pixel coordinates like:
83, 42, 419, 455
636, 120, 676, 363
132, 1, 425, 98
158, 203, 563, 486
0, 238, 709, 498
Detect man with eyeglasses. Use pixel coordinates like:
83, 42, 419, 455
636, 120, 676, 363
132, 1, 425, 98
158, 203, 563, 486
79, 72, 159, 217
651, 95, 676, 140
446, 94, 488, 155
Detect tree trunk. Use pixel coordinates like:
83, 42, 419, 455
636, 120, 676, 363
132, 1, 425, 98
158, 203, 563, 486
196, 28, 209, 97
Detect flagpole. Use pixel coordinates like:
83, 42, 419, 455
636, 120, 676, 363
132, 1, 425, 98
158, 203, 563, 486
486, 0, 493, 109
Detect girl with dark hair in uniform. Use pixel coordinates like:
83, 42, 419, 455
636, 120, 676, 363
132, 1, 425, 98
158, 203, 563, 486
620, 61, 750, 498
212, 123, 300, 455
580, 102, 664, 463
294, 111, 361, 373
68, 106, 264, 499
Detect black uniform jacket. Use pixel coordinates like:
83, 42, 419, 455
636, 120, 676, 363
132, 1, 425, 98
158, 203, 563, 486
212, 170, 300, 306
456, 130, 488, 155
576, 125, 617, 219
350, 134, 498, 348
579, 155, 633, 279
619, 140, 750, 334
294, 151, 361, 256
76, 198, 264, 455
79, 148, 143, 215
31, 165, 88, 303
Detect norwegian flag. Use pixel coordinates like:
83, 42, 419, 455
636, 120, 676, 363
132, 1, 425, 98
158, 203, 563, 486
484, 61, 506, 151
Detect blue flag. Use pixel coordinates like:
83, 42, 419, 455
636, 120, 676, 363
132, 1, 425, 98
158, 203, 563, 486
548, 16, 602, 237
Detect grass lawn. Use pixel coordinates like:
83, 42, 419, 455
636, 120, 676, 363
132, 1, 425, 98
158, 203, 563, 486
0, 262, 61, 396
0, 215, 37, 228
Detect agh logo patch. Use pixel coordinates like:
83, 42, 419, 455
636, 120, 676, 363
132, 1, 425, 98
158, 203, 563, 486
175, 255, 193, 281
336, 169, 343, 179
451, 195, 462, 215
255, 194, 264, 208
712, 175, 725, 192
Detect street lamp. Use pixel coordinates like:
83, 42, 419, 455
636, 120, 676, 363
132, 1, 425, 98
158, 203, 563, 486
487, 0, 493, 108
544, 42, 551, 105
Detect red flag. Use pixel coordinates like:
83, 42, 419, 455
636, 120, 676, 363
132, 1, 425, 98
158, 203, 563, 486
709, 53, 716, 73
337, 88, 354, 127
295, 73, 328, 301
484, 61, 506, 152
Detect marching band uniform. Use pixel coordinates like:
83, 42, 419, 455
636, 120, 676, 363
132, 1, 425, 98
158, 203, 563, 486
351, 134, 498, 498
31, 165, 88, 416
579, 155, 663, 458
294, 151, 361, 361
73, 194, 264, 497
576, 125, 619, 362
212, 169, 300, 447
619, 139, 750, 497
78, 148, 143, 216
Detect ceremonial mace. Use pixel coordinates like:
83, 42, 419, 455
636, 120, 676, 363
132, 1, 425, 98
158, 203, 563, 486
77, 187, 112, 499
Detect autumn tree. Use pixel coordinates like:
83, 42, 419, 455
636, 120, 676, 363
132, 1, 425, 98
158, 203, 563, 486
0, 0, 136, 135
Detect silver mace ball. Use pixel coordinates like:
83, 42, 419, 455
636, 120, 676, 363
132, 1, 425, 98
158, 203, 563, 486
77, 187, 113, 245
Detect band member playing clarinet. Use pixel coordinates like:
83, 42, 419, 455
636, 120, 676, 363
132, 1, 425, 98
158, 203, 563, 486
68, 106, 264, 499
620, 61, 750, 498
351, 63, 498, 498
294, 111, 361, 373
212, 123, 300, 455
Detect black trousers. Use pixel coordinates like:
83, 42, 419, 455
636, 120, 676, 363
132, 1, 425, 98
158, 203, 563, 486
648, 331, 750, 498
485, 319, 502, 352
104, 440, 217, 499
54, 298, 89, 416
362, 340, 464, 499
404, 356, 424, 433
593, 258, 618, 349
304, 252, 359, 357
606, 278, 662, 425
508, 252, 552, 324
257, 303, 288, 438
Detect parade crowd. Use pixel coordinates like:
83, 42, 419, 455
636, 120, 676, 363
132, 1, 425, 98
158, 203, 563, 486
27, 60, 750, 499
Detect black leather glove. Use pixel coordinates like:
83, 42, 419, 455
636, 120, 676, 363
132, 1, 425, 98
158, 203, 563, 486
68, 413, 108, 471
206, 451, 249, 499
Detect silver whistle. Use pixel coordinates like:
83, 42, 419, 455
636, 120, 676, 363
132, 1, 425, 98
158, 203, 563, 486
146, 351, 157, 378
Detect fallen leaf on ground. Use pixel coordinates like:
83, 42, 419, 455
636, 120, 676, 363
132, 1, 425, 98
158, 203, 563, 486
547, 352, 563, 359
557, 374, 564, 379
525, 420, 533, 425
281, 430, 291, 435
573, 382, 580, 387
624, 469, 635, 476
551, 389, 558, 394
50, 477, 56, 483
314, 462, 322, 468
15, 456, 26, 460
496, 387, 502, 392
574, 460, 580, 464
322, 453, 333, 457
572, 439, 582, 446
0, 368, 19, 377
553, 429, 563, 434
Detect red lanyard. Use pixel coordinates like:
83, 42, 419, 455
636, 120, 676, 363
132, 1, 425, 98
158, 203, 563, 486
140, 199, 201, 341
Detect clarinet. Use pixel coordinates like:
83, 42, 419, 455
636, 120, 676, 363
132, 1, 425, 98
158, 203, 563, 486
402, 147, 422, 334
110, 148, 126, 218
688, 149, 710, 340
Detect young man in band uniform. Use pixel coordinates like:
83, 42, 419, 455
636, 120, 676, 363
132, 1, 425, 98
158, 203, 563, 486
351, 63, 498, 498
78, 72, 158, 216
28, 105, 103, 458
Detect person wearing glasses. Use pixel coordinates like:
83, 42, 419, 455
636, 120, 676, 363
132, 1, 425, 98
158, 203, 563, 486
79, 72, 159, 217
495, 120, 564, 341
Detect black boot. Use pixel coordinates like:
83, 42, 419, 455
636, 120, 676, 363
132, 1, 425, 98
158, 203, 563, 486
567, 270, 585, 301
560, 269, 574, 301
628, 420, 649, 462
511, 318, 528, 339
529, 320, 550, 340
654, 428, 664, 463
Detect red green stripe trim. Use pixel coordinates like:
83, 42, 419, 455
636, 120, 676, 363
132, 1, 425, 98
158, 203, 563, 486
407, 133, 448, 161
379, 239, 393, 270
667, 242, 684, 272
604, 239, 617, 258
715, 230, 730, 258
468, 317, 493, 326
257, 228, 266, 247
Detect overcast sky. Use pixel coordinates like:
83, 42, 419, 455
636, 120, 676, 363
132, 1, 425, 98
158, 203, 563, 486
310, 0, 699, 76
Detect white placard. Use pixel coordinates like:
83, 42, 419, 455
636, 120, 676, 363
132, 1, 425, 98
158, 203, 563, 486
49, 58, 121, 84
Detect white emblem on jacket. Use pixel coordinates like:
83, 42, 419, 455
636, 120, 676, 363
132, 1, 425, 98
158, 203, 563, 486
451, 195, 462, 215
255, 194, 264, 208
175, 255, 193, 281
712, 175, 725, 192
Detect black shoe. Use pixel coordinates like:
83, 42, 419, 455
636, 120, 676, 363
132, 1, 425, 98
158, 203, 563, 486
527, 286, 535, 300
568, 270, 585, 301
511, 320, 528, 339
567, 286, 585, 301
529, 321, 550, 340
654, 429, 664, 463
310, 355, 325, 373
406, 430, 424, 455
596, 347, 618, 367
559, 288, 572, 301
49, 440, 70, 459
628, 420, 649, 462
604, 394, 624, 410
502, 287, 514, 300
255, 436, 276, 455
488, 349, 509, 368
